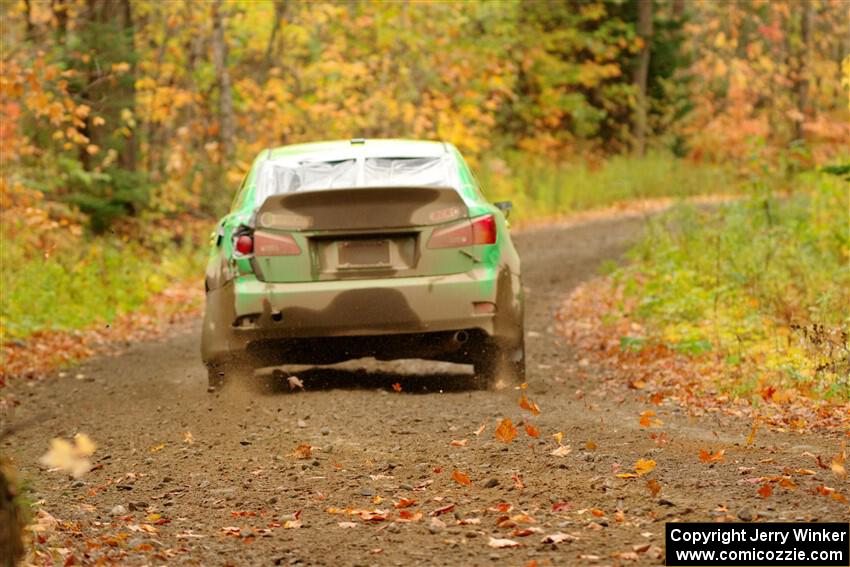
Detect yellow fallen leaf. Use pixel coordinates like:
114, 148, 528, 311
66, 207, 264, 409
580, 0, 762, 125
635, 458, 656, 476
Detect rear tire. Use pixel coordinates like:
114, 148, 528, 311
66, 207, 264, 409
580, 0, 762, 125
206, 359, 253, 392
473, 339, 526, 389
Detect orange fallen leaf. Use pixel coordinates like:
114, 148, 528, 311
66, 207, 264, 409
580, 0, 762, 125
639, 410, 662, 428
452, 470, 472, 486
646, 479, 662, 497
590, 508, 605, 517
391, 383, 402, 392
450, 439, 468, 447
431, 503, 455, 516
635, 458, 656, 476
396, 510, 422, 522
290, 444, 312, 460
757, 484, 773, 498
585, 441, 598, 451
525, 424, 540, 438
394, 498, 416, 509
519, 393, 541, 415
511, 473, 525, 489
495, 418, 518, 443
745, 419, 760, 446
830, 447, 846, 478
699, 449, 725, 464
649, 392, 665, 406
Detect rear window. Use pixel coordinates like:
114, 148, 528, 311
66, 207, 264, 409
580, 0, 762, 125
255, 155, 456, 205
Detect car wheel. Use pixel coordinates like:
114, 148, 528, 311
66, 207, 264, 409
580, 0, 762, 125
206, 359, 253, 392
473, 339, 526, 389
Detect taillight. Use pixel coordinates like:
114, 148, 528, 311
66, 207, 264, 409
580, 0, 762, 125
235, 235, 253, 255
254, 231, 301, 256
428, 215, 497, 249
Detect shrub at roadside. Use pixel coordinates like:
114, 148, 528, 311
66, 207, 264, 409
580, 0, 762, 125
560, 168, 849, 428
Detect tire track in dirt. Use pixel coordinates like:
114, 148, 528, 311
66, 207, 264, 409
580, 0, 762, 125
4, 215, 847, 566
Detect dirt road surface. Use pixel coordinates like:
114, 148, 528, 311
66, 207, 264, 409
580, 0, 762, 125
5, 216, 848, 566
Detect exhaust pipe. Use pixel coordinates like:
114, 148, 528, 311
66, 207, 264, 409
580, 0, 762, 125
450, 330, 469, 348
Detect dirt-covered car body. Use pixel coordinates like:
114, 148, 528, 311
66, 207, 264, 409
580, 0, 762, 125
201, 139, 524, 389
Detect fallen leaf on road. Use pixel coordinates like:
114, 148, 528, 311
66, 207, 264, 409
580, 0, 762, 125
473, 423, 486, 436
39, 433, 97, 479
496, 418, 518, 443
338, 521, 358, 529
397, 510, 422, 522
616, 473, 638, 479
290, 444, 312, 459
585, 441, 598, 451
635, 459, 656, 476
551, 502, 571, 513
540, 532, 578, 544
394, 498, 416, 509
450, 439, 468, 447
830, 447, 846, 478
287, 375, 304, 390
550, 445, 572, 457
511, 473, 525, 489
590, 508, 605, 517
552, 431, 564, 445
452, 470, 472, 486
149, 443, 165, 453
392, 382, 402, 392
639, 410, 662, 428
430, 504, 455, 516
646, 479, 662, 497
183, 431, 194, 444
525, 424, 540, 438
699, 449, 725, 463
519, 393, 541, 415
488, 536, 520, 548
745, 419, 760, 446
757, 484, 773, 498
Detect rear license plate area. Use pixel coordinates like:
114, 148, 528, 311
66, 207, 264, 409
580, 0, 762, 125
337, 239, 391, 268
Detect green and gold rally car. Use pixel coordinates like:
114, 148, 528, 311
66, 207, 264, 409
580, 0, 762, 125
201, 139, 524, 391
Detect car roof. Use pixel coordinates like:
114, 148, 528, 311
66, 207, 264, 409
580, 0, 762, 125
266, 139, 451, 161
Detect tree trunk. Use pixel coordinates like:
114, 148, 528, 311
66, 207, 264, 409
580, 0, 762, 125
795, 1, 812, 141
212, 0, 235, 164
265, 0, 289, 65
633, 0, 653, 156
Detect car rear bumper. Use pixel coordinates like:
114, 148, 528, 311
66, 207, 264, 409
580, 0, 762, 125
201, 267, 522, 364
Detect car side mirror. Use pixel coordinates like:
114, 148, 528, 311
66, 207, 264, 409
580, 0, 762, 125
494, 201, 513, 218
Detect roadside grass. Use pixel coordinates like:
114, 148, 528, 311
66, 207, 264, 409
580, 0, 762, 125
477, 152, 736, 221
0, 218, 209, 341
612, 169, 850, 403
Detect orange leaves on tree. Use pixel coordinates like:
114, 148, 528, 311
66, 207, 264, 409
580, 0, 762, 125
699, 449, 725, 464
525, 424, 540, 438
495, 418, 518, 443
452, 470, 472, 486
639, 410, 662, 428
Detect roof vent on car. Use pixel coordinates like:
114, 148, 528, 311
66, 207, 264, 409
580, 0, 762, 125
350, 138, 366, 145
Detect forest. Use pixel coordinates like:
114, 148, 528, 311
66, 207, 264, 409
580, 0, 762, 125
0, 1, 848, 565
